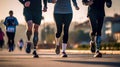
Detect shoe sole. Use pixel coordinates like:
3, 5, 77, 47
94, 53, 102, 58
33, 55, 39, 58
61, 55, 68, 58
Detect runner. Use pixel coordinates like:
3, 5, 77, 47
18, 39, 24, 51
4, 10, 19, 52
51, 0, 79, 57
19, 0, 47, 58
82, 0, 112, 57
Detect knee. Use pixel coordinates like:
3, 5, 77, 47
27, 20, 33, 31
56, 31, 62, 38
34, 24, 39, 32
90, 31, 96, 36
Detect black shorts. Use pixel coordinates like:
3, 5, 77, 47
23, 8, 42, 25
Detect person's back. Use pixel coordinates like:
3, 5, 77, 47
54, 0, 78, 14
87, 0, 112, 17
54, 0, 72, 13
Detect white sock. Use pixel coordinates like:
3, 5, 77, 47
55, 37, 60, 46
34, 49, 36, 51
62, 43, 67, 52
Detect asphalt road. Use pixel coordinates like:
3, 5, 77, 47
0, 49, 120, 67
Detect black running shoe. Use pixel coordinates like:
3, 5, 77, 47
61, 52, 68, 57
11, 44, 15, 51
94, 51, 102, 58
90, 41, 96, 53
55, 45, 60, 54
33, 51, 39, 58
9, 48, 12, 52
26, 42, 32, 53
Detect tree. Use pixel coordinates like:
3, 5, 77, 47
69, 30, 90, 44
41, 25, 55, 44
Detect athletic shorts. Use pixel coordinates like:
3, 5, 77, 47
23, 8, 42, 25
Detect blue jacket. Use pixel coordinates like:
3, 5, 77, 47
4, 16, 19, 32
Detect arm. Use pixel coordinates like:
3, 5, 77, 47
106, 0, 112, 8
14, 18, 19, 26
19, 0, 26, 4
19, 0, 30, 7
43, 0, 47, 8
43, 0, 48, 12
82, 0, 93, 6
72, 0, 79, 10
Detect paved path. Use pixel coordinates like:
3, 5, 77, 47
0, 49, 120, 67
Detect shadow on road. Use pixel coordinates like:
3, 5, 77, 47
53, 60, 120, 67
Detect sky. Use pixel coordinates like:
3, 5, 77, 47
0, 0, 120, 25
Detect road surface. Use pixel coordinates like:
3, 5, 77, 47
0, 49, 120, 67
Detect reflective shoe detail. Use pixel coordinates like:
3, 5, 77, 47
61, 52, 68, 57
94, 51, 102, 58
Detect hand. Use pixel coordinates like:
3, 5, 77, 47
75, 6, 80, 10
86, 1, 93, 6
43, 7, 47, 12
106, 2, 112, 8
12, 23, 14, 26
6, 23, 9, 26
83, 0, 93, 6
25, 1, 30, 7
52, 0, 57, 3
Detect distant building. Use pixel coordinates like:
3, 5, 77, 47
74, 20, 90, 33
103, 14, 120, 42
114, 32, 120, 43
74, 14, 120, 43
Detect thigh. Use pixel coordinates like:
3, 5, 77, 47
33, 11, 42, 25
8, 32, 15, 39
63, 13, 73, 30
89, 16, 98, 30
54, 14, 63, 30
23, 8, 33, 22
6, 32, 11, 39
97, 17, 104, 29
12, 33, 15, 39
